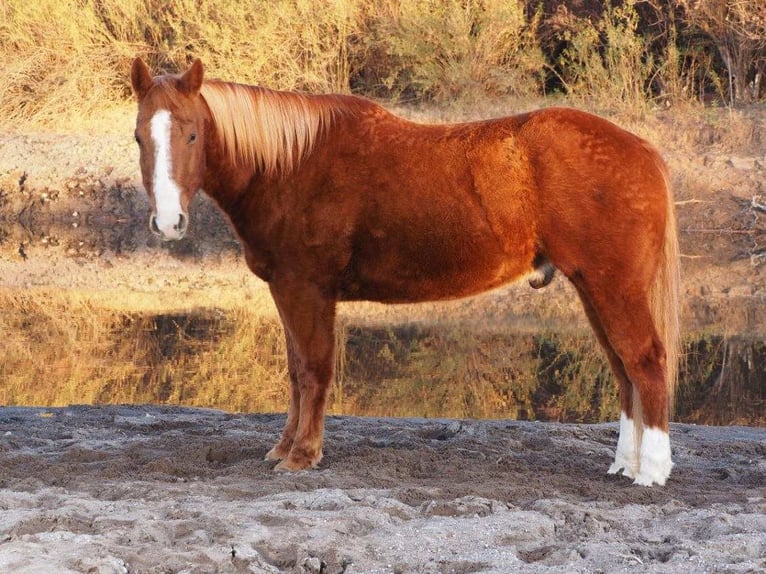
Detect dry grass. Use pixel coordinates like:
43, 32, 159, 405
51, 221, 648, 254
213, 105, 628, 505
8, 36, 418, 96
1, 0, 696, 130
9, 0, 758, 137
1, 0, 541, 128
1, 0, 361, 128
0, 288, 613, 420
553, 0, 652, 116
363, 0, 544, 102
1, 1, 134, 127
4, 0, 764, 132
338, 324, 619, 421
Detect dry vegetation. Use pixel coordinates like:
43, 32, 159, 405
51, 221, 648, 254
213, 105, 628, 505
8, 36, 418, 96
0, 288, 622, 421
1, 0, 765, 127
2, 285, 763, 424
0, 289, 288, 411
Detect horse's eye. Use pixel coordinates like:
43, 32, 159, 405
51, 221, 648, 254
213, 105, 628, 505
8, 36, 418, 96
188, 133, 197, 144
135, 133, 142, 146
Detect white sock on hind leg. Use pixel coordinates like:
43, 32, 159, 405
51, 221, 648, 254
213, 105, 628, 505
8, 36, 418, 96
633, 427, 673, 487
608, 412, 638, 478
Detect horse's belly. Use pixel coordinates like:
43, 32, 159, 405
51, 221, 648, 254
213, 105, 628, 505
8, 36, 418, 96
338, 193, 539, 303
339, 247, 532, 303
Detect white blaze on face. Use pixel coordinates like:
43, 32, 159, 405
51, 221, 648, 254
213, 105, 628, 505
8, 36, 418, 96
150, 109, 185, 239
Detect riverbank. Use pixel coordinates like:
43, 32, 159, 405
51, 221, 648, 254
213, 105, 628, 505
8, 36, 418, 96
1, 405, 764, 573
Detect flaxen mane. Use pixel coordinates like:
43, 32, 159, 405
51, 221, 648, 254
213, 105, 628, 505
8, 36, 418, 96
200, 81, 339, 178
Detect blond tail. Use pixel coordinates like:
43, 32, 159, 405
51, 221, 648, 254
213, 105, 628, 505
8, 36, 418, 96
651, 161, 681, 410
633, 157, 681, 440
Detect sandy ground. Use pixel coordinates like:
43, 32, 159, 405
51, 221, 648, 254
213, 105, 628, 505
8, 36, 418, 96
1, 109, 765, 573
0, 405, 764, 574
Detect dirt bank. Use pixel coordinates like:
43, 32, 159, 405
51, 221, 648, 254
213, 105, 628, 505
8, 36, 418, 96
0, 406, 764, 573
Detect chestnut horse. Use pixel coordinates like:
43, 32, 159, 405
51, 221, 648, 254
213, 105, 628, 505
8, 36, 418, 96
131, 58, 680, 486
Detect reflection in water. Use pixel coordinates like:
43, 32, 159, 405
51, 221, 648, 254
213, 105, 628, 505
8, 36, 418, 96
678, 336, 766, 425
1, 302, 763, 426
0, 184, 240, 264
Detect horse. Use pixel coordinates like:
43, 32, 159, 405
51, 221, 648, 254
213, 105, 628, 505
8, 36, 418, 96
130, 57, 680, 486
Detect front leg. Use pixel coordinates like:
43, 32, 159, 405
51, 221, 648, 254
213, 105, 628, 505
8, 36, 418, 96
264, 335, 301, 461
268, 280, 336, 471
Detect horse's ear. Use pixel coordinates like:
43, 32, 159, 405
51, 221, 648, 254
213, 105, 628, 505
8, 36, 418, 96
131, 57, 154, 101
179, 59, 204, 95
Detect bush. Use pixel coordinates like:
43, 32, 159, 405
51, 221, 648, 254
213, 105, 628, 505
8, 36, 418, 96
360, 0, 545, 101
553, 0, 654, 113
2, 0, 765, 127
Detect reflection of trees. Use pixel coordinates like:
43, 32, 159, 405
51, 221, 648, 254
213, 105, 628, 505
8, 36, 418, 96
679, 336, 766, 425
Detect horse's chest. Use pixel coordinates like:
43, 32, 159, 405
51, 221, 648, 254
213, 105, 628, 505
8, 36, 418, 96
243, 246, 273, 282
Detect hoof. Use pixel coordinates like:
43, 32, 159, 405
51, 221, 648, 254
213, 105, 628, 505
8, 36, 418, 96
273, 458, 318, 473
633, 472, 666, 487
265, 444, 291, 461
608, 412, 638, 480
273, 449, 322, 472
274, 459, 306, 472
633, 427, 673, 487
607, 462, 635, 479
632, 460, 672, 487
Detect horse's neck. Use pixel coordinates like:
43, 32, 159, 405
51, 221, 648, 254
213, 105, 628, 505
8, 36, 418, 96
201, 123, 254, 208
200, 88, 390, 209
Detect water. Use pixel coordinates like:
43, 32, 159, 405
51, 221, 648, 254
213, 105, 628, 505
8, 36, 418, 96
1, 301, 763, 425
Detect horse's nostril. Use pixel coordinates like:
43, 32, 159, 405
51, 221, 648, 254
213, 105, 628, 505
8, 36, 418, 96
149, 214, 161, 236
175, 213, 188, 233
150, 212, 187, 239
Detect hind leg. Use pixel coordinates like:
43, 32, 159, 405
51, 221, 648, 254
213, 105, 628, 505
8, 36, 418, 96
574, 281, 672, 486
574, 285, 638, 478
599, 301, 671, 486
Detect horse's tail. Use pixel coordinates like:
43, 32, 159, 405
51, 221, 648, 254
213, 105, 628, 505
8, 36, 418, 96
633, 155, 681, 434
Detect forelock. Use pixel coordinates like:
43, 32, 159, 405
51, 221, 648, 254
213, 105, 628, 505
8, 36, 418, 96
139, 76, 192, 118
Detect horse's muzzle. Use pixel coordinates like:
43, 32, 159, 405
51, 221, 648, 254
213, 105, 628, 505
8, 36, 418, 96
150, 212, 188, 240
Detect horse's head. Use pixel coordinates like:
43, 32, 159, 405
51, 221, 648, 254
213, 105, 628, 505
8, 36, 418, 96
130, 57, 208, 240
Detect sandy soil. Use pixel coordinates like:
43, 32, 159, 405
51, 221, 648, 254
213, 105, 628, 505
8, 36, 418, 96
0, 406, 764, 574
0, 109, 765, 573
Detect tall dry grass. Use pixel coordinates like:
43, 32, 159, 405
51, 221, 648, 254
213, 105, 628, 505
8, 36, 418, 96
4, 0, 765, 129
0, 289, 619, 420
363, 0, 544, 102
1, 0, 679, 128
1, 0, 364, 126
554, 0, 653, 115
0, 1, 447, 125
